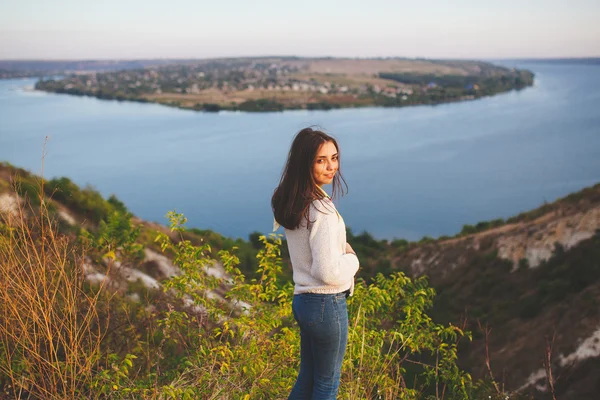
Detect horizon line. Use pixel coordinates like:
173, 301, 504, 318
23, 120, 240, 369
1, 55, 599, 62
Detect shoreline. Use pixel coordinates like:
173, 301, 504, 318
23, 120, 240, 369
32, 82, 533, 113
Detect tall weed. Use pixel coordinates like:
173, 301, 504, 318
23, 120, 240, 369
0, 186, 107, 399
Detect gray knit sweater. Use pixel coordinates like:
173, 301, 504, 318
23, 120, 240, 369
283, 198, 360, 295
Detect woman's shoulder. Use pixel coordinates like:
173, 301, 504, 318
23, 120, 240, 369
309, 197, 337, 216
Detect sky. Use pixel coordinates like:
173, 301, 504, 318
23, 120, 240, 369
0, 0, 599, 60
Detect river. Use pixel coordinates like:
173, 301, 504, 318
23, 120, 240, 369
1, 59, 599, 240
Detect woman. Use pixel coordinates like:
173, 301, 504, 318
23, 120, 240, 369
272, 127, 360, 399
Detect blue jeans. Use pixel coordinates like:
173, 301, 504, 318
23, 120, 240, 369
289, 291, 349, 400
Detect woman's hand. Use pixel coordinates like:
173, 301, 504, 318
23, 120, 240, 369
345, 242, 356, 256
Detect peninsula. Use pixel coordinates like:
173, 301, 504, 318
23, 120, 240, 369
33, 57, 534, 112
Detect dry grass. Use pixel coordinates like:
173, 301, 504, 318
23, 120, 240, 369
0, 180, 108, 399
287, 58, 471, 75
143, 89, 370, 108
289, 72, 409, 88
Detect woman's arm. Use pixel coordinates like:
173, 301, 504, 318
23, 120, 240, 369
308, 204, 359, 286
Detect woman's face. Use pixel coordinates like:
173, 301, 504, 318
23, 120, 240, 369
313, 141, 339, 187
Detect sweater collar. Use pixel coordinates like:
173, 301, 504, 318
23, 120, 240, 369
316, 185, 330, 199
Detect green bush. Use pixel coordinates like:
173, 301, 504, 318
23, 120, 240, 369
392, 238, 410, 251
306, 102, 340, 110
419, 235, 435, 244
518, 294, 542, 319
518, 258, 529, 271
237, 98, 284, 112
202, 103, 221, 112
461, 224, 477, 235
45, 176, 124, 223
14, 176, 42, 206
93, 211, 476, 399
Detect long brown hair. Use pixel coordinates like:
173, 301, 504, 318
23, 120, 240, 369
272, 127, 348, 230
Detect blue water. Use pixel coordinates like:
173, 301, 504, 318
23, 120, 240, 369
1, 60, 599, 240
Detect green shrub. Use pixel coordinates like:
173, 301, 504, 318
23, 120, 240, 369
461, 224, 477, 235
14, 176, 42, 206
518, 258, 529, 271
518, 295, 542, 319
202, 103, 221, 112
392, 238, 410, 251
419, 235, 435, 244
111, 212, 477, 399
45, 176, 125, 224
237, 98, 284, 112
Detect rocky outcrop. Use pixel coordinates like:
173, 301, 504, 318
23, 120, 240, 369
405, 196, 600, 279
394, 184, 600, 397
497, 207, 600, 270
0, 193, 20, 216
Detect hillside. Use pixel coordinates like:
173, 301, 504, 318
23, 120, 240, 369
341, 183, 600, 398
1, 161, 598, 398
303, 183, 600, 398
0, 162, 478, 399
398, 185, 600, 398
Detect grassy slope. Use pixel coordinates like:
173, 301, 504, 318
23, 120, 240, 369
2, 161, 599, 397
385, 185, 600, 397
0, 162, 262, 279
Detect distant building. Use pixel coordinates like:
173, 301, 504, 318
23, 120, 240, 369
382, 87, 397, 97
